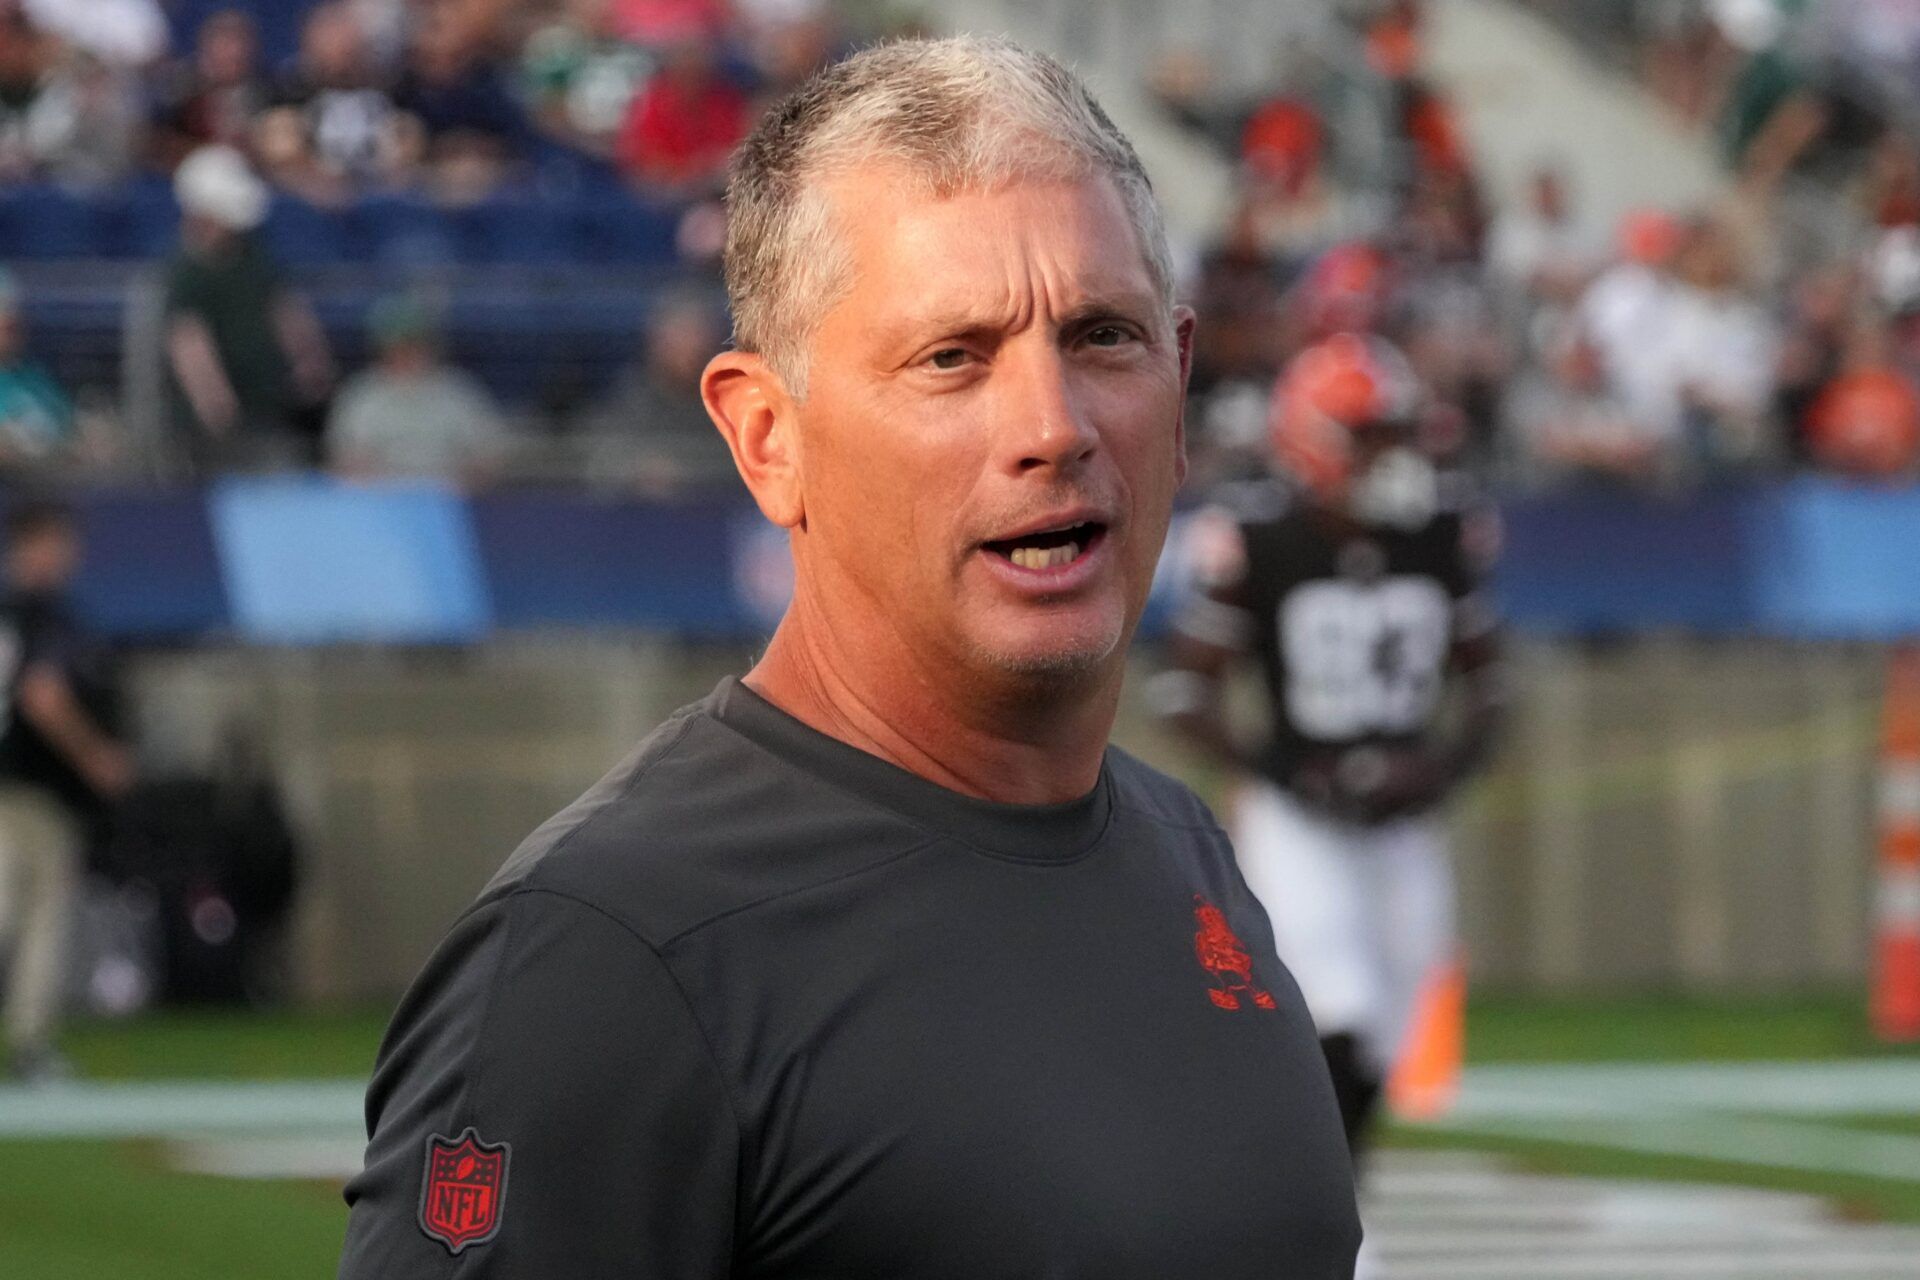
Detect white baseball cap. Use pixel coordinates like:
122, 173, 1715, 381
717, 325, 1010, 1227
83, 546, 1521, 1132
174, 145, 270, 232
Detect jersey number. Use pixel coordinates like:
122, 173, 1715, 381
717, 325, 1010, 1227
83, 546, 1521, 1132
1279, 578, 1450, 739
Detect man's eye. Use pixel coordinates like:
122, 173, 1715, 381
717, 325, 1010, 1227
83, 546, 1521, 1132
1086, 325, 1132, 347
928, 348, 971, 370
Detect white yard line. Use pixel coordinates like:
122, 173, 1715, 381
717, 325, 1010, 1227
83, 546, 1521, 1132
1413, 1058, 1920, 1183
0, 1079, 364, 1140
1453, 1059, 1920, 1117
1365, 1151, 1920, 1280
1428, 1111, 1920, 1182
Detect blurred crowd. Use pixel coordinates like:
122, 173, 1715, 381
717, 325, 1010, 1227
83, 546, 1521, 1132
0, 0, 844, 202
4, 0, 1920, 492
0, 0, 856, 487
1169, 0, 1920, 493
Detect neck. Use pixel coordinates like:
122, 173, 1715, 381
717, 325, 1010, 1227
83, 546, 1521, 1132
744, 589, 1121, 806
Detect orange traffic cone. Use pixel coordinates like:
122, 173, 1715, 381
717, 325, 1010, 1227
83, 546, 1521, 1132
1873, 644, 1920, 1043
1388, 951, 1466, 1120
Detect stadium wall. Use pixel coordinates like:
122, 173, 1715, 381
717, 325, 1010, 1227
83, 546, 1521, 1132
125, 638, 1883, 1002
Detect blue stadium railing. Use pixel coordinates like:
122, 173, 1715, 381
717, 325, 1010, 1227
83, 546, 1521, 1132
0, 180, 689, 269
27, 475, 1920, 647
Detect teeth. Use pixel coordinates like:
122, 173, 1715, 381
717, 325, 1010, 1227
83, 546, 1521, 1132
1009, 542, 1081, 570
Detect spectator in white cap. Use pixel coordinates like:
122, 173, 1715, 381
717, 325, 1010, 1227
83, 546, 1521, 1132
163, 145, 334, 471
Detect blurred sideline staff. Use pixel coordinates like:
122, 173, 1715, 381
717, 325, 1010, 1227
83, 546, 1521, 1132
0, 500, 132, 1082
1155, 332, 1505, 1160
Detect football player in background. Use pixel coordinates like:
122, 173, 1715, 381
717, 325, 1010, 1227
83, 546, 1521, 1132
1155, 331, 1505, 1162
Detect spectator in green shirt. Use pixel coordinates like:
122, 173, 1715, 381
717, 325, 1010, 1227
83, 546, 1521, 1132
326, 293, 510, 485
163, 144, 334, 471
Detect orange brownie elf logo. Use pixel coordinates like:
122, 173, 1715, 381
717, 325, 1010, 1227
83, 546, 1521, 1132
420, 1129, 510, 1254
1193, 897, 1277, 1011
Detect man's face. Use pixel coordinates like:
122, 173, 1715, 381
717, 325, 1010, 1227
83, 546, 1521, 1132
790, 170, 1192, 686
9, 526, 79, 591
200, 17, 256, 85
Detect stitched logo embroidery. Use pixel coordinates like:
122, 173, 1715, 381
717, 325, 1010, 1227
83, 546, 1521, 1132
419, 1128, 510, 1254
1193, 897, 1277, 1011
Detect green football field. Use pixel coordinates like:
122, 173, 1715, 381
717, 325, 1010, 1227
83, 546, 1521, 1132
1, 994, 1915, 1278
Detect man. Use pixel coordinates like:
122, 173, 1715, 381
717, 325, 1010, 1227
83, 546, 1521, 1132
327, 294, 508, 484
151, 9, 268, 167
340, 37, 1360, 1278
0, 501, 132, 1081
573, 289, 737, 493
269, 4, 403, 185
164, 144, 334, 470
1156, 331, 1504, 1161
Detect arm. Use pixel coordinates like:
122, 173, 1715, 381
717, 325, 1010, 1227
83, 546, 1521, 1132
1434, 589, 1506, 785
338, 888, 738, 1277
166, 315, 240, 436
17, 664, 132, 799
453, 374, 513, 489
1150, 509, 1261, 774
1155, 615, 1257, 774
272, 293, 335, 404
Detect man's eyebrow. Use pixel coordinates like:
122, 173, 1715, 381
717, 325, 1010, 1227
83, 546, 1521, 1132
898, 292, 1160, 341
1056, 293, 1159, 328
897, 310, 1006, 342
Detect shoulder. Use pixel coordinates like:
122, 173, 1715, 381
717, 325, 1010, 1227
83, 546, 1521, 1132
481, 694, 933, 948
1106, 746, 1224, 837
441, 367, 499, 409
1176, 478, 1303, 588
326, 372, 381, 421
162, 254, 207, 304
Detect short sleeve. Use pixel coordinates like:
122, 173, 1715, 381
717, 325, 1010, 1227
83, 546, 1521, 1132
15, 603, 74, 675
162, 257, 210, 322
448, 372, 509, 451
324, 379, 377, 459
338, 889, 739, 1278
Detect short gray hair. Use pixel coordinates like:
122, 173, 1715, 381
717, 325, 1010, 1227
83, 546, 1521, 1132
722, 36, 1175, 396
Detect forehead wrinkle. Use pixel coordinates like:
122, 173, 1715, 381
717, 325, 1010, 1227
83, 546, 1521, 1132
822, 172, 1160, 366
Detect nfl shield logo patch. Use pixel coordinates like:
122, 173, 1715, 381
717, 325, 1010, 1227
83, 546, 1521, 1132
419, 1129, 510, 1254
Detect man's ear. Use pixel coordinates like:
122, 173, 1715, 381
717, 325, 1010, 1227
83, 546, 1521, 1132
1171, 304, 1198, 489
703, 350, 804, 528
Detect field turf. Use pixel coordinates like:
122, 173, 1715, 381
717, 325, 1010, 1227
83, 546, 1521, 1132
0, 994, 1913, 1278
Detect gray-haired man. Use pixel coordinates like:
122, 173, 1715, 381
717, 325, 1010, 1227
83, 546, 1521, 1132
339, 37, 1360, 1278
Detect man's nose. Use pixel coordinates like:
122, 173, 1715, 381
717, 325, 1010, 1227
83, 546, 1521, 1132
996, 345, 1098, 475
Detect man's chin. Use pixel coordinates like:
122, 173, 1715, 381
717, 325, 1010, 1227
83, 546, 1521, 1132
963, 622, 1124, 684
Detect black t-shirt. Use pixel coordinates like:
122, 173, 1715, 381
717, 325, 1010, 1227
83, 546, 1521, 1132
0, 589, 115, 813
339, 678, 1360, 1278
1172, 482, 1490, 790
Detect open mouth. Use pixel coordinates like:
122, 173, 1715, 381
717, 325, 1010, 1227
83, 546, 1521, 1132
983, 521, 1106, 571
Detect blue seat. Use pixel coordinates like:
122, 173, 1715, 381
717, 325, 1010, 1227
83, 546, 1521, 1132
351, 195, 458, 267
165, 0, 303, 67
573, 192, 683, 266
110, 178, 182, 258
261, 196, 351, 265
0, 185, 107, 259
449, 198, 579, 265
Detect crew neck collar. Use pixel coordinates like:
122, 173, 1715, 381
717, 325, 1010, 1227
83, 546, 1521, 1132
712, 676, 1113, 863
